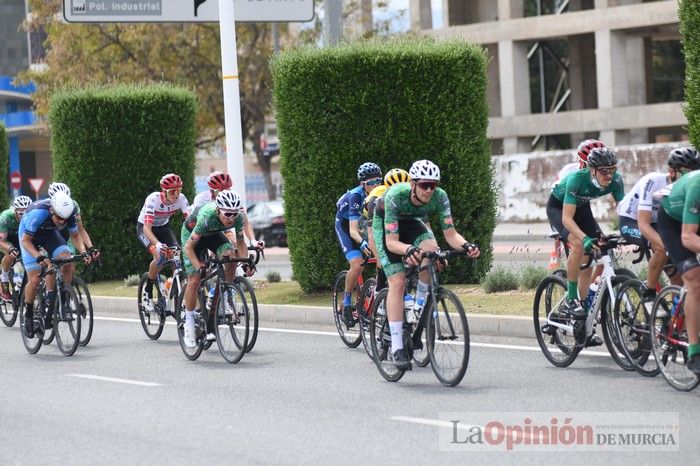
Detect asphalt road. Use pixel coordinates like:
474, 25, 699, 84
0, 313, 698, 465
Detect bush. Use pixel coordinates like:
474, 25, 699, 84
265, 270, 282, 283
271, 38, 495, 292
681, 0, 700, 146
49, 84, 196, 281
0, 123, 8, 209
519, 265, 548, 290
123, 274, 140, 287
482, 267, 519, 293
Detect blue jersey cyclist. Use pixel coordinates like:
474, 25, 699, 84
48, 182, 100, 261
0, 195, 32, 301
335, 162, 383, 327
19, 192, 89, 337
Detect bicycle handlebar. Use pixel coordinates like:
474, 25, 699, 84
579, 235, 634, 270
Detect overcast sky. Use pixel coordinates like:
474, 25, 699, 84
378, 0, 443, 31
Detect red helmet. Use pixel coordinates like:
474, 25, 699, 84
160, 173, 183, 190
207, 171, 232, 190
577, 139, 605, 164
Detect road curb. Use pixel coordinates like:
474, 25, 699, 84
92, 296, 534, 339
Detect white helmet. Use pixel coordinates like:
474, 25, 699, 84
409, 160, 441, 181
215, 189, 242, 212
12, 195, 32, 210
50, 191, 74, 219
48, 182, 71, 198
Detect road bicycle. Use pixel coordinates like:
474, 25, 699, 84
533, 235, 636, 369
176, 255, 254, 364
233, 246, 262, 353
137, 246, 186, 340
332, 256, 377, 351
19, 255, 85, 356
649, 285, 700, 391
0, 259, 25, 327
369, 249, 471, 387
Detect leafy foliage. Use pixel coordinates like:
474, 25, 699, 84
482, 267, 519, 294
272, 38, 496, 292
681, 0, 700, 146
49, 84, 196, 280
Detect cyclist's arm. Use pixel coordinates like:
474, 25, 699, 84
385, 232, 412, 256
235, 237, 248, 259
0, 230, 12, 254
69, 230, 86, 254
349, 219, 363, 243
243, 216, 255, 243
142, 222, 160, 247
184, 235, 203, 271
444, 228, 469, 250
20, 232, 41, 259
681, 222, 700, 253
562, 203, 587, 242
77, 219, 94, 249
637, 210, 663, 250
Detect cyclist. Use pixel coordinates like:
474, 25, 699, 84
48, 182, 100, 262
617, 147, 700, 299
191, 171, 261, 248
335, 162, 383, 327
0, 196, 32, 301
18, 192, 88, 337
362, 168, 411, 292
137, 173, 190, 312
372, 160, 480, 370
181, 190, 254, 348
546, 147, 624, 336
657, 168, 700, 374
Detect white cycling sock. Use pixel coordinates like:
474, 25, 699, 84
185, 310, 195, 324
0, 271, 8, 282
389, 321, 403, 351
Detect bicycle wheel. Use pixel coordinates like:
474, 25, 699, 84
613, 279, 658, 376
368, 289, 406, 382
332, 271, 362, 348
54, 283, 81, 357
234, 276, 259, 353
215, 283, 249, 364
614, 268, 637, 281
403, 277, 429, 367
552, 268, 567, 280
600, 276, 635, 371
427, 288, 470, 387
650, 286, 700, 391
137, 273, 165, 340
0, 299, 17, 327
177, 309, 204, 361
73, 277, 94, 347
533, 275, 580, 367
359, 278, 377, 359
19, 286, 44, 354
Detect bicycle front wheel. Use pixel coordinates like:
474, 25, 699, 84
73, 277, 94, 347
332, 271, 362, 348
19, 287, 44, 354
650, 286, 700, 391
359, 277, 377, 359
215, 283, 249, 364
600, 276, 634, 371
427, 288, 470, 387
0, 300, 17, 327
613, 279, 658, 376
234, 276, 259, 353
54, 283, 81, 357
137, 273, 165, 340
368, 289, 406, 382
533, 275, 580, 367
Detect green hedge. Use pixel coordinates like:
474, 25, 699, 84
49, 84, 196, 281
0, 123, 8, 209
272, 39, 496, 292
681, 0, 700, 146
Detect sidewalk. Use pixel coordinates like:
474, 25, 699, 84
93, 296, 533, 339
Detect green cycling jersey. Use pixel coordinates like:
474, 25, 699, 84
551, 168, 625, 206
661, 170, 700, 224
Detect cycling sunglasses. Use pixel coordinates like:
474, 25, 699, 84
595, 167, 617, 177
220, 210, 240, 219
163, 187, 182, 195
365, 178, 382, 186
417, 181, 438, 191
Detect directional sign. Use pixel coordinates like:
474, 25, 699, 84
28, 178, 44, 198
10, 171, 21, 190
63, 0, 315, 23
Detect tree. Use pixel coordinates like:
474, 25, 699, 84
20, 0, 278, 198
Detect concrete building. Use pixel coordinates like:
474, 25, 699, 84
409, 0, 686, 155
0, 0, 50, 199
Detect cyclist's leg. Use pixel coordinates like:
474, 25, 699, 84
0, 234, 18, 299
18, 231, 46, 333
335, 217, 364, 323
547, 196, 583, 301
571, 204, 599, 301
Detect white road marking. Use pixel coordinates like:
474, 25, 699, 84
67, 373, 161, 387
92, 316, 609, 357
391, 416, 481, 431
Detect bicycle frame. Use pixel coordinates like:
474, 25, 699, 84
662, 287, 688, 348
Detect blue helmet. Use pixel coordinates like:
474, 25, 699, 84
357, 162, 382, 182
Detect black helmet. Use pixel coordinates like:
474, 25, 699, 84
357, 162, 382, 182
668, 146, 700, 171
587, 147, 617, 168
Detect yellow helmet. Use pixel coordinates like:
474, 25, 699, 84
384, 168, 410, 186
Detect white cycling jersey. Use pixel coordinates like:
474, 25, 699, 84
137, 191, 190, 226
191, 191, 213, 210
616, 172, 668, 222
551, 162, 579, 189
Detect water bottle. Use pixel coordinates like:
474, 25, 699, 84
164, 277, 173, 295
413, 295, 426, 313
205, 286, 216, 312
583, 282, 598, 312
671, 295, 679, 317
404, 294, 417, 324
12, 273, 22, 290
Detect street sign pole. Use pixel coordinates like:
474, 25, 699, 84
218, 0, 247, 206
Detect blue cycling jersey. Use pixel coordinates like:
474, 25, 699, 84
20, 199, 78, 236
336, 185, 366, 221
